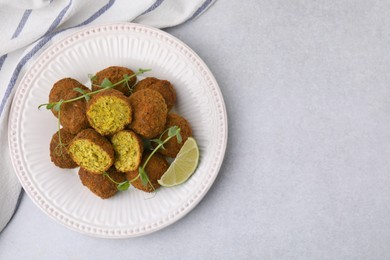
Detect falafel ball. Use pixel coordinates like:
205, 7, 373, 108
79, 167, 126, 199
86, 89, 132, 136
92, 66, 136, 96
111, 130, 143, 172
156, 113, 193, 158
68, 128, 115, 174
134, 77, 176, 110
126, 152, 169, 192
49, 78, 89, 118
129, 89, 167, 138
134, 77, 159, 88
60, 89, 90, 134
49, 128, 77, 168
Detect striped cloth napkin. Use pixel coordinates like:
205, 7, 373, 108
0, 0, 215, 233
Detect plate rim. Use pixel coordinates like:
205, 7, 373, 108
8, 22, 228, 238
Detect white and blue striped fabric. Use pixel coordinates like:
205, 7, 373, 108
0, 0, 215, 233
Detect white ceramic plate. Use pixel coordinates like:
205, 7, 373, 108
8, 23, 227, 238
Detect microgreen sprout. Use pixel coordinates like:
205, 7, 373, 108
138, 126, 181, 190
103, 126, 181, 192
73, 87, 90, 102
53, 101, 66, 156
102, 172, 130, 191
145, 126, 181, 170
38, 68, 150, 111
38, 68, 151, 155
88, 74, 97, 83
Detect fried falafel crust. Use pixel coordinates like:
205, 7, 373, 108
68, 128, 115, 174
79, 167, 126, 199
134, 77, 159, 88
126, 152, 169, 192
60, 89, 90, 134
134, 77, 176, 110
92, 66, 136, 96
49, 128, 77, 168
49, 78, 89, 118
129, 89, 167, 138
157, 113, 193, 158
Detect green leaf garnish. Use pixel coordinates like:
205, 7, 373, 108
53, 100, 63, 112
100, 78, 113, 88
117, 181, 130, 191
73, 87, 90, 101
88, 74, 97, 82
54, 108, 64, 156
39, 68, 150, 110
73, 87, 86, 94
103, 172, 130, 191
38, 103, 50, 109
139, 167, 149, 186
123, 74, 130, 81
46, 103, 56, 109
138, 126, 181, 190
138, 68, 152, 74
168, 125, 180, 137
38, 68, 151, 163
176, 131, 182, 144
150, 138, 163, 145
101, 126, 181, 192
38, 103, 54, 110
122, 74, 133, 93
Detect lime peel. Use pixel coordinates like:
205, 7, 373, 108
158, 137, 199, 187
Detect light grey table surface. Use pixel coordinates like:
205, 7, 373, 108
2, 1, 390, 259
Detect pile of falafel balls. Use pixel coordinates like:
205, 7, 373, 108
48, 66, 193, 199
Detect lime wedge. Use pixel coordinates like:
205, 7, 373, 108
158, 137, 199, 187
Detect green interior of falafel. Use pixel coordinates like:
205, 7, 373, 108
68, 139, 112, 173
111, 131, 141, 172
87, 97, 131, 135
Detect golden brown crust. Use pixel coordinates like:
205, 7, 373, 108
86, 89, 132, 136
92, 66, 136, 96
156, 113, 193, 158
126, 152, 168, 192
134, 77, 176, 110
129, 89, 167, 138
49, 128, 77, 168
111, 130, 144, 172
79, 167, 126, 199
60, 91, 90, 134
68, 128, 115, 173
134, 77, 159, 88
49, 78, 89, 117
